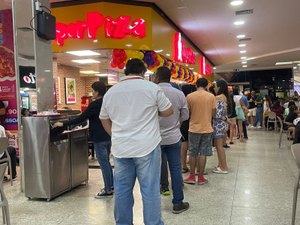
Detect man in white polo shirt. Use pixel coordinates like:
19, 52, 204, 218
100, 59, 173, 225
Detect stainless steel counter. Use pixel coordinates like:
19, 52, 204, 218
22, 116, 88, 201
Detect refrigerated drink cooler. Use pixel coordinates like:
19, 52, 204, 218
22, 116, 89, 201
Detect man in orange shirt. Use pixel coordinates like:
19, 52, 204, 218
184, 78, 216, 185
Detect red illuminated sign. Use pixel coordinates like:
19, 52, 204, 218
56, 12, 146, 46
174, 32, 196, 64
199, 56, 212, 75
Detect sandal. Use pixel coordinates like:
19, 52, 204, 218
182, 167, 189, 173
212, 167, 228, 174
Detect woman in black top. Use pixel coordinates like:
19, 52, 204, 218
55, 81, 113, 198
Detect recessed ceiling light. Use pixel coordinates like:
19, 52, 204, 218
275, 61, 293, 65
97, 74, 117, 77
242, 65, 248, 68
67, 50, 100, 56
237, 34, 246, 39
241, 56, 247, 59
242, 61, 247, 64
80, 70, 100, 74
154, 49, 164, 53
177, 6, 187, 9
72, 59, 100, 64
234, 21, 245, 26
230, 0, 244, 6
239, 44, 246, 47
96, 74, 108, 77
240, 50, 247, 54
294, 67, 297, 69
126, 44, 133, 47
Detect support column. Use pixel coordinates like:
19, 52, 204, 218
12, 0, 54, 192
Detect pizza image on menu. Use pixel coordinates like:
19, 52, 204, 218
0, 46, 15, 78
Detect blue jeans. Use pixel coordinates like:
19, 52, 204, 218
94, 141, 113, 192
254, 107, 263, 127
161, 141, 184, 206
113, 146, 164, 225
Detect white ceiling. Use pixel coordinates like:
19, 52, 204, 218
133, 0, 300, 73
49, 0, 300, 74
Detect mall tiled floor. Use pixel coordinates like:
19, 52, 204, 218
5, 129, 300, 225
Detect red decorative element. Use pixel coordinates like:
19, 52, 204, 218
110, 49, 127, 69
199, 56, 212, 75
55, 12, 146, 46
174, 32, 196, 64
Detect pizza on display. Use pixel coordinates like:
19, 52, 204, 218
0, 46, 15, 78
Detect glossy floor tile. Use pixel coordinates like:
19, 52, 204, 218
4, 129, 300, 224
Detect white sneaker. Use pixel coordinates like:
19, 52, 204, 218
257, 126, 262, 129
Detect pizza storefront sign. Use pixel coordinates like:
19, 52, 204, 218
56, 12, 146, 46
200, 56, 212, 75
174, 32, 196, 65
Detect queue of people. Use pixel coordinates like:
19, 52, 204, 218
1, 56, 299, 225
43, 58, 300, 224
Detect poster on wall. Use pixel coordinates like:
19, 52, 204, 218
65, 78, 76, 104
0, 9, 18, 149
19, 66, 36, 88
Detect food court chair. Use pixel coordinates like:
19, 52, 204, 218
278, 116, 290, 148
0, 163, 10, 225
0, 138, 13, 186
267, 111, 277, 131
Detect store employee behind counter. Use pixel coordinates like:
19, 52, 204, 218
53, 81, 113, 199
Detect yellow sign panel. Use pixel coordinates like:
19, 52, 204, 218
52, 2, 152, 52
52, 2, 214, 80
